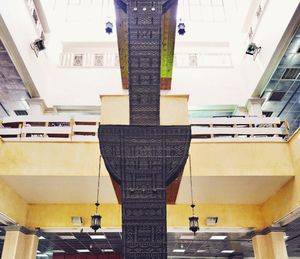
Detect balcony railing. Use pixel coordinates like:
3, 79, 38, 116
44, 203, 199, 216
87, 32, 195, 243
190, 116, 288, 142
0, 115, 288, 143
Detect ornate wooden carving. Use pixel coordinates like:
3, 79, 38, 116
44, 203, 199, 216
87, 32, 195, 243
99, 1, 191, 258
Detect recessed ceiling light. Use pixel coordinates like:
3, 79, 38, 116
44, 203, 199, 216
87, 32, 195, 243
173, 249, 185, 253
90, 234, 106, 239
210, 235, 227, 240
101, 249, 114, 252
221, 250, 234, 253
52, 250, 65, 253
77, 249, 90, 253
59, 235, 76, 240
197, 250, 206, 253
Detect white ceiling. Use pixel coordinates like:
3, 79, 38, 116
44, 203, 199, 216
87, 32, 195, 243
0, 175, 292, 204
0, 175, 118, 203
177, 176, 293, 204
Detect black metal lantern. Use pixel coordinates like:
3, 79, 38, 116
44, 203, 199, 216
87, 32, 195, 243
105, 21, 113, 34
90, 202, 102, 232
90, 156, 102, 232
188, 155, 199, 234
189, 205, 199, 234
178, 21, 186, 35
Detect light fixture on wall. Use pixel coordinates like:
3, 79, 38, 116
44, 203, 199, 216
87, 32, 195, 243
90, 155, 102, 233
30, 38, 45, 57
188, 155, 199, 235
177, 19, 186, 36
105, 21, 113, 34
246, 43, 261, 60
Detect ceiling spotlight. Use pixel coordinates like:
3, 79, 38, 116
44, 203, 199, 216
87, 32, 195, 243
105, 21, 113, 34
178, 20, 186, 36
30, 38, 45, 57
246, 43, 261, 60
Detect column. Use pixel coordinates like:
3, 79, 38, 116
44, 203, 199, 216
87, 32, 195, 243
252, 230, 288, 259
246, 97, 265, 117
1, 227, 39, 259
26, 98, 46, 115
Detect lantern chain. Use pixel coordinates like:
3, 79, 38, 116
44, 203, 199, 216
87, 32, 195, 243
96, 155, 102, 213
189, 154, 195, 215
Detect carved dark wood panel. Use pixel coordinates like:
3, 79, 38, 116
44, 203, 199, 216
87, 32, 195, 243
99, 125, 191, 259
128, 0, 162, 125
99, 1, 191, 258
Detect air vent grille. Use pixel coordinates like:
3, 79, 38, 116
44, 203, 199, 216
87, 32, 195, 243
14, 110, 28, 116
268, 91, 286, 101
263, 111, 273, 117
282, 68, 300, 79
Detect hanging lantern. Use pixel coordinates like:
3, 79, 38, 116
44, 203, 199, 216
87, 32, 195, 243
189, 205, 199, 235
178, 21, 186, 35
188, 155, 199, 234
90, 202, 102, 232
105, 21, 113, 34
90, 157, 102, 232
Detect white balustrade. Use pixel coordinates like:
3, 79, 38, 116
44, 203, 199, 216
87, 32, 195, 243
0, 115, 288, 143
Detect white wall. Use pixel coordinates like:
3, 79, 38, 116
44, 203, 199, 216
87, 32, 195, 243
238, 0, 300, 97
1, 0, 299, 109
0, 0, 51, 99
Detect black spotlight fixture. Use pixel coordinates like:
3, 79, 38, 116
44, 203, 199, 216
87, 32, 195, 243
30, 38, 46, 57
246, 43, 261, 60
90, 156, 102, 233
188, 155, 199, 235
105, 21, 113, 34
178, 19, 186, 35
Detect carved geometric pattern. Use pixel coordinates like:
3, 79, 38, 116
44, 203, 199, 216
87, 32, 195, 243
128, 0, 162, 125
99, 1, 191, 259
99, 125, 191, 259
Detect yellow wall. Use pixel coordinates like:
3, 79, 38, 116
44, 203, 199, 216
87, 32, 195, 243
0, 132, 295, 230
0, 178, 28, 226
262, 129, 300, 226
188, 142, 293, 176
101, 95, 189, 125
25, 203, 265, 230
167, 204, 265, 229
26, 204, 121, 229
0, 141, 293, 178
0, 142, 100, 176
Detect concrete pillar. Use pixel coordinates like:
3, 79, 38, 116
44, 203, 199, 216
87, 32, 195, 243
1, 227, 38, 259
26, 98, 46, 115
246, 97, 265, 117
252, 231, 288, 259
233, 106, 248, 116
